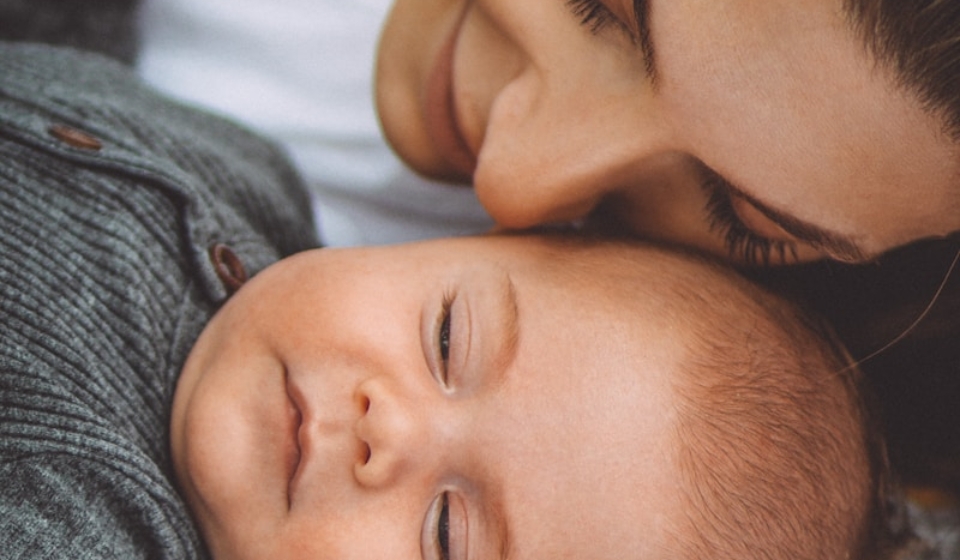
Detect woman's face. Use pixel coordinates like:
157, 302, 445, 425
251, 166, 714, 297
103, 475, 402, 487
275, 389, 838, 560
376, 0, 960, 264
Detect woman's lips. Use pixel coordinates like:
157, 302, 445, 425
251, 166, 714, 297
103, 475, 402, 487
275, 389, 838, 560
424, 9, 476, 182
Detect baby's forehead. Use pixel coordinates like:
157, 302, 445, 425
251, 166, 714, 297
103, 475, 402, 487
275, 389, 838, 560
543, 239, 756, 308
560, 242, 809, 356
477, 234, 790, 351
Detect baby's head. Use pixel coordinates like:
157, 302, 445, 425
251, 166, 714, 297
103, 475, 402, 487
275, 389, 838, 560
170, 233, 881, 559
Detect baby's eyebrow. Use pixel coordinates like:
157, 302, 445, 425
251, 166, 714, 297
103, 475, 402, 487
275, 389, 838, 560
494, 274, 520, 374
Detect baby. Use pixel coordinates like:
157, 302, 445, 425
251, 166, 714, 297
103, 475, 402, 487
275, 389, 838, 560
170, 234, 883, 560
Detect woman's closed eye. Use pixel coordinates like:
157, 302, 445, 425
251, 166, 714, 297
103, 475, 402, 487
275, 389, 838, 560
701, 171, 801, 265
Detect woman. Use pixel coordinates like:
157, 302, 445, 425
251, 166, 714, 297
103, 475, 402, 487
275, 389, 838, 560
378, 0, 960, 266
127, 0, 960, 264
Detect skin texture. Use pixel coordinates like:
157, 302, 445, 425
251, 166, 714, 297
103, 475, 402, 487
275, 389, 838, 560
375, 0, 960, 264
171, 236, 694, 560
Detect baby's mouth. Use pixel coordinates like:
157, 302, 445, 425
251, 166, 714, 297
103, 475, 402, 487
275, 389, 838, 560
285, 372, 305, 508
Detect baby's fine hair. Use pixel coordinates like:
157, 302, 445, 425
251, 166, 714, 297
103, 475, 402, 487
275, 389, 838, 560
519, 231, 903, 558
662, 254, 890, 559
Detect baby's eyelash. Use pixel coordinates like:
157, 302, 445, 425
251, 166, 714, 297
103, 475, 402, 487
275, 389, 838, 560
439, 300, 451, 364
701, 174, 799, 266
434, 291, 455, 387
567, 0, 618, 33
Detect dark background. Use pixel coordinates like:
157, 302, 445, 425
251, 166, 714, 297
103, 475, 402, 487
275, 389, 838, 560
747, 236, 960, 498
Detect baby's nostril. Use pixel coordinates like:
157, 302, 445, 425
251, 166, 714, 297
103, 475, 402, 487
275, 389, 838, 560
363, 442, 372, 465
360, 394, 371, 413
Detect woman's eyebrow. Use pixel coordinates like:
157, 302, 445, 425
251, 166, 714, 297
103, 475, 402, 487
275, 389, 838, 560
633, 0, 658, 84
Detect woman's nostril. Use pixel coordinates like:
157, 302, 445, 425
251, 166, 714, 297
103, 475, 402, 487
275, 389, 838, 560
363, 443, 371, 465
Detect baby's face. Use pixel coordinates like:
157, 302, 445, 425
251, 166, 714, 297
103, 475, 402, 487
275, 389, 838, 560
171, 235, 691, 559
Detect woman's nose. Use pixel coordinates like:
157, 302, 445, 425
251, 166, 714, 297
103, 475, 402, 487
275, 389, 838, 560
465, 1, 668, 230
352, 376, 448, 488
471, 72, 669, 230
474, 166, 606, 229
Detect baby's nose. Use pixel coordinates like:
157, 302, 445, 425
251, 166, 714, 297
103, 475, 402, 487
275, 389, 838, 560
352, 377, 446, 488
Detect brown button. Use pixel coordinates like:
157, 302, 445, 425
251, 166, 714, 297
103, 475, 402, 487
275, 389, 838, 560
208, 243, 248, 294
48, 124, 103, 151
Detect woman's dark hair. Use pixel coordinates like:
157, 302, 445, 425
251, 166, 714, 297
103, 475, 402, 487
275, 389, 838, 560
845, 0, 960, 141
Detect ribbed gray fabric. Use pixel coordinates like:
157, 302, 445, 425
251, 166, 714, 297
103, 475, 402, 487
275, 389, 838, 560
0, 0, 139, 64
0, 43, 318, 558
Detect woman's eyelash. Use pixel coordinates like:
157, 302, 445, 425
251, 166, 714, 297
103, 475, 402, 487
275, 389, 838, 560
567, 0, 618, 33
701, 174, 799, 266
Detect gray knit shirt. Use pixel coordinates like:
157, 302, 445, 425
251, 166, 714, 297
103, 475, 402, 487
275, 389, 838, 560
0, 42, 318, 558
